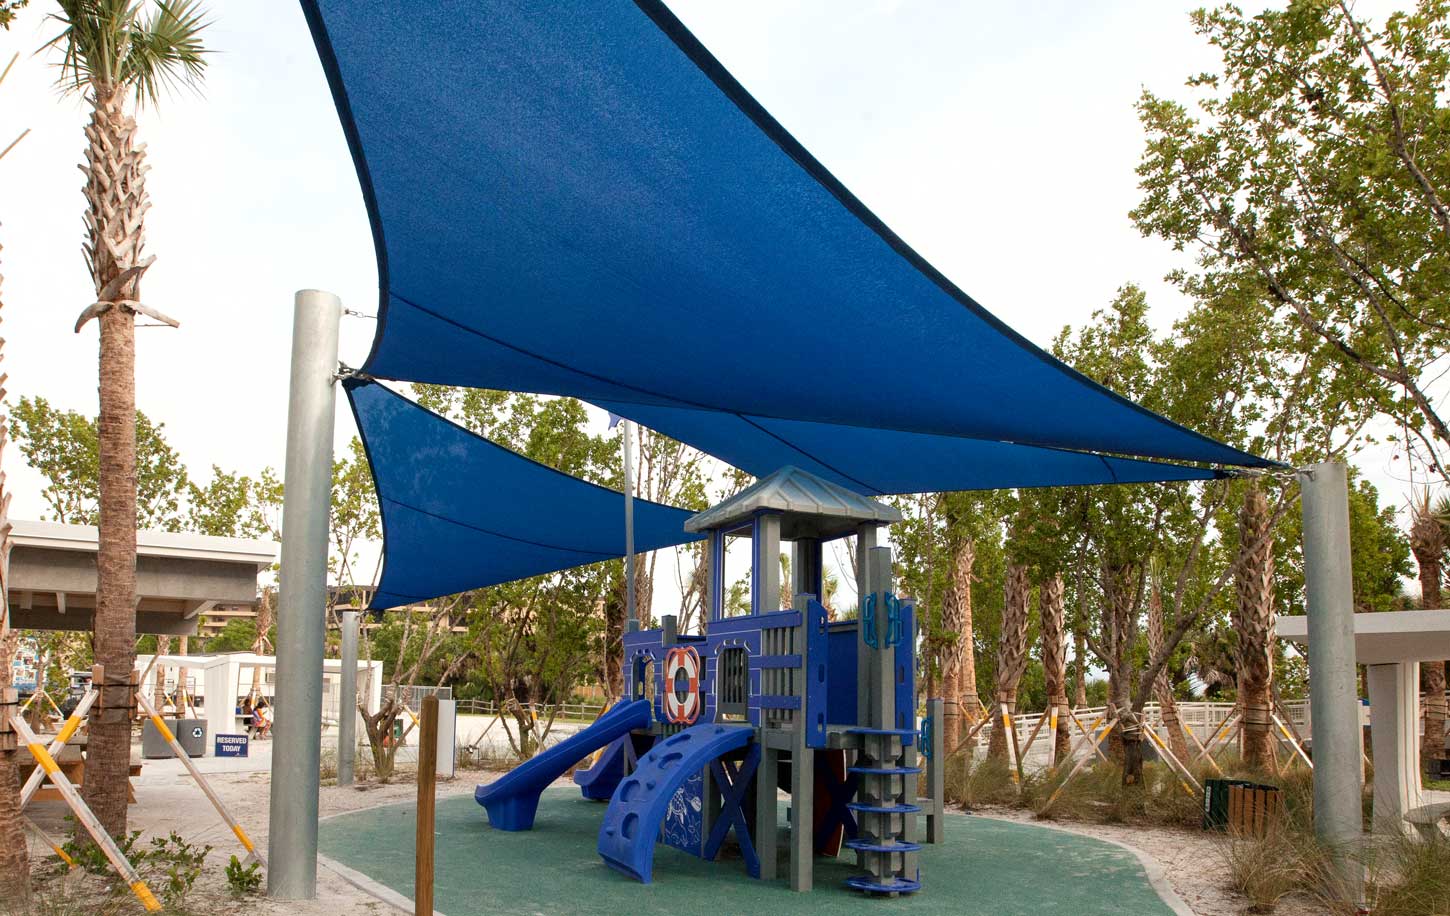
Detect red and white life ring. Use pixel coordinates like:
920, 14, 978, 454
663, 646, 701, 725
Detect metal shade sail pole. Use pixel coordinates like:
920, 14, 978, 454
338, 609, 360, 787
267, 290, 342, 899
621, 417, 637, 633
1298, 461, 1364, 902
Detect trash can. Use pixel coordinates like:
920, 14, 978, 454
1202, 778, 1251, 830
142, 718, 208, 758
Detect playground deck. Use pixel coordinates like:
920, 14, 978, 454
318, 788, 1181, 915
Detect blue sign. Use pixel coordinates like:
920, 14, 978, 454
215, 734, 249, 758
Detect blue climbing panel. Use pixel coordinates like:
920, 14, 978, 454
598, 723, 753, 884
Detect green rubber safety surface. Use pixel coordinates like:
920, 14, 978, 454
319, 788, 1177, 915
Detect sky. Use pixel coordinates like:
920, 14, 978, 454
0, 1, 1429, 617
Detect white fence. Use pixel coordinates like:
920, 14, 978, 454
957, 700, 1313, 769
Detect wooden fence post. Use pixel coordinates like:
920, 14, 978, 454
415, 694, 439, 916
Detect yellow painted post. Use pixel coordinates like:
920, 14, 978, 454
1192, 708, 1239, 766
133, 690, 266, 865
1143, 723, 1200, 797
1272, 713, 1314, 770
20, 687, 99, 807
1046, 705, 1060, 769
1067, 707, 1107, 765
1042, 721, 1116, 812
9, 714, 161, 911
24, 814, 77, 869
1003, 704, 1023, 783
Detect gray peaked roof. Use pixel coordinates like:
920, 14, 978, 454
685, 466, 902, 541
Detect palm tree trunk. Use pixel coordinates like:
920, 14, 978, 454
80, 87, 147, 837
1039, 574, 1071, 760
1411, 495, 1447, 776
0, 222, 29, 894
940, 538, 977, 752
1234, 484, 1275, 770
1146, 573, 1190, 762
989, 563, 1030, 760
0, 626, 28, 897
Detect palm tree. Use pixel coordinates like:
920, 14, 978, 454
46, 0, 208, 836
988, 562, 1030, 760
1038, 573, 1071, 761
1233, 483, 1275, 769
939, 537, 978, 751
1145, 561, 1189, 763
0, 44, 31, 897
1411, 490, 1447, 776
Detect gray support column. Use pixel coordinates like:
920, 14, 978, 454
753, 513, 782, 615
856, 524, 878, 725
925, 697, 945, 844
755, 744, 779, 880
337, 610, 359, 787
1299, 462, 1364, 899
267, 290, 341, 899
790, 595, 814, 891
1366, 662, 1423, 834
791, 538, 822, 601
867, 547, 895, 731
706, 529, 724, 624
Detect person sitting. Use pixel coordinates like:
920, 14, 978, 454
253, 700, 272, 739
241, 697, 255, 738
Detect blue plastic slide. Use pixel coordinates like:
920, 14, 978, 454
475, 699, 652, 830
573, 732, 641, 801
597, 723, 754, 883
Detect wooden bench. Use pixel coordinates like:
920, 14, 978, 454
1404, 801, 1450, 840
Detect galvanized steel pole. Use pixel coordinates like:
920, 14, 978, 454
267, 290, 341, 898
622, 418, 637, 633
337, 609, 359, 787
1298, 462, 1363, 901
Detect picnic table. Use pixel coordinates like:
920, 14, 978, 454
17, 734, 142, 804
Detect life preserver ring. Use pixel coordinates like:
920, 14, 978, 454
662, 646, 701, 724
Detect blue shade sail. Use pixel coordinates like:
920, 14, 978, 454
301, 0, 1273, 472
591, 401, 1222, 496
346, 381, 701, 610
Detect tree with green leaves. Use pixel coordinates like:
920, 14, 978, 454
1134, 0, 1450, 478
13, 395, 189, 530
43, 0, 210, 835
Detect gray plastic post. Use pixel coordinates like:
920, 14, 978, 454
1299, 462, 1364, 899
752, 513, 782, 615
338, 610, 359, 787
790, 594, 814, 891
856, 524, 878, 725
267, 290, 341, 899
926, 697, 945, 843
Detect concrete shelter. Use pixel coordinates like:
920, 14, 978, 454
6, 519, 277, 636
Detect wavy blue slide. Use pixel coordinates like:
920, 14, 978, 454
476, 699, 652, 831
598, 723, 754, 883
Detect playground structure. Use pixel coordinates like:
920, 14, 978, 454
475, 467, 946, 895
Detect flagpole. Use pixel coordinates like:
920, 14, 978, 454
621, 418, 638, 633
